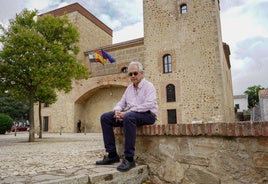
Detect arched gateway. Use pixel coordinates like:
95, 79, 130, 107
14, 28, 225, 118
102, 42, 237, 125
74, 74, 129, 133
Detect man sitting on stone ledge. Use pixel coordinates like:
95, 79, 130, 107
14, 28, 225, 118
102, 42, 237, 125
96, 61, 158, 172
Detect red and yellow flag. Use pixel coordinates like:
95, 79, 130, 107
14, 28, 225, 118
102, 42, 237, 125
94, 50, 107, 65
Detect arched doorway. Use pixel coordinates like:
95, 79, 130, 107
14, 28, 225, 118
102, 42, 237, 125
74, 85, 126, 133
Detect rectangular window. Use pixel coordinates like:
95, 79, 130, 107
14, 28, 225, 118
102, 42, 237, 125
235, 104, 240, 109
163, 54, 172, 73
167, 109, 177, 124
43, 116, 49, 131
180, 4, 187, 14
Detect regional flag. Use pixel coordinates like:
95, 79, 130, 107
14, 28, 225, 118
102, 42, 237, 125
88, 51, 95, 62
101, 49, 116, 63
94, 50, 107, 65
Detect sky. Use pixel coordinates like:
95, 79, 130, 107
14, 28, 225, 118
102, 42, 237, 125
0, 0, 267, 95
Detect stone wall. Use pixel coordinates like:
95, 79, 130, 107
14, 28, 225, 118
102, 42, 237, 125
88, 39, 144, 77
143, 0, 234, 124
115, 122, 268, 183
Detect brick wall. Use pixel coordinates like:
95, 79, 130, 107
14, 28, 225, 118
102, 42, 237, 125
114, 121, 268, 136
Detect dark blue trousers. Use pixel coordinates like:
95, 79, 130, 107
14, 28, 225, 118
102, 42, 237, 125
100, 111, 156, 157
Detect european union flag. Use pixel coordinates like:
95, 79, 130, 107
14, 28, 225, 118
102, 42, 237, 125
101, 49, 116, 63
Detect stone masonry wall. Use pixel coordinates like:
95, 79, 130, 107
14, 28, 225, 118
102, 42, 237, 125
67, 11, 112, 67
143, 0, 235, 124
115, 122, 268, 183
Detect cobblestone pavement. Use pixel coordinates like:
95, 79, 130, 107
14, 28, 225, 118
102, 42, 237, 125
0, 132, 116, 183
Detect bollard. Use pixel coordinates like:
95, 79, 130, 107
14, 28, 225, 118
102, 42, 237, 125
84, 125, 86, 135
60, 126, 64, 135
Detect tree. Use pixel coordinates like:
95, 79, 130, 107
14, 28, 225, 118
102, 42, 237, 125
0, 9, 88, 141
0, 93, 29, 121
0, 113, 13, 134
244, 85, 265, 109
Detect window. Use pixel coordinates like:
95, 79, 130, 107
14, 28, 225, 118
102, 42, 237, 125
121, 67, 128, 73
235, 104, 240, 109
43, 116, 49, 131
163, 54, 172, 73
166, 84, 176, 102
167, 109, 177, 124
180, 4, 187, 14
44, 103, 49, 107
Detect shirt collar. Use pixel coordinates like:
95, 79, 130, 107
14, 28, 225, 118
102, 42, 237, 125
133, 78, 145, 89
132, 78, 145, 89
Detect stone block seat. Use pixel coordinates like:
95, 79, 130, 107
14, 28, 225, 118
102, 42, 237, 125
114, 121, 268, 137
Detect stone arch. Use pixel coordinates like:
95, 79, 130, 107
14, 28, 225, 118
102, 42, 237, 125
74, 75, 129, 133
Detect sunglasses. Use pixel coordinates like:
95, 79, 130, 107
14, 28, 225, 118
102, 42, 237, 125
128, 71, 139, 76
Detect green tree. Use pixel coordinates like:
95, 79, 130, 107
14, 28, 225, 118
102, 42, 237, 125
244, 85, 265, 109
0, 93, 29, 121
0, 9, 88, 141
0, 113, 13, 134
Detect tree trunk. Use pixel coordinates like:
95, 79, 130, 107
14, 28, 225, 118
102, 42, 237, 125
28, 90, 35, 142
39, 102, 43, 138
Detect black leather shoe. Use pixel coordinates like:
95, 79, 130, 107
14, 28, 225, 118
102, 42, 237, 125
117, 159, 136, 172
96, 155, 120, 165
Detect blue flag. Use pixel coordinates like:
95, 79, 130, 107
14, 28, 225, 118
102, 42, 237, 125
101, 49, 116, 63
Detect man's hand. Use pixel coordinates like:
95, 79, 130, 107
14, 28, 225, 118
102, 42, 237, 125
114, 110, 123, 122
114, 110, 130, 122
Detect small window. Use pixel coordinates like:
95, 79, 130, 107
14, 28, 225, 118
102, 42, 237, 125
163, 54, 172, 73
43, 116, 49, 131
166, 84, 176, 102
180, 4, 187, 14
121, 67, 128, 73
167, 109, 177, 124
235, 104, 240, 109
44, 103, 49, 107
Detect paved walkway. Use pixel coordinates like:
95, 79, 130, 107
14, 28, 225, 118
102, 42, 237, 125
0, 132, 120, 183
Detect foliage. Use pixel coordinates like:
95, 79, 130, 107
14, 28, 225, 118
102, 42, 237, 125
0, 9, 88, 141
0, 113, 13, 134
244, 85, 265, 109
0, 93, 29, 120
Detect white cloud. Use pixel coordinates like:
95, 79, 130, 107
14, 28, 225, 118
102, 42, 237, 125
99, 14, 122, 30
113, 21, 143, 43
220, 0, 268, 94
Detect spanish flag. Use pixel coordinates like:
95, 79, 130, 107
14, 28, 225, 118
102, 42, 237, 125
94, 50, 107, 65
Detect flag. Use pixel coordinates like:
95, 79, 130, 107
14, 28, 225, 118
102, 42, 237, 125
94, 50, 107, 65
88, 51, 95, 62
101, 49, 116, 63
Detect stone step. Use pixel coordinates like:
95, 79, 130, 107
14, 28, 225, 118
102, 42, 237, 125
88, 165, 148, 184
37, 165, 148, 184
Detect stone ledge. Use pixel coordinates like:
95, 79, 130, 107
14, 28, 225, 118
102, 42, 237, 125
36, 165, 148, 184
88, 165, 148, 184
114, 121, 268, 137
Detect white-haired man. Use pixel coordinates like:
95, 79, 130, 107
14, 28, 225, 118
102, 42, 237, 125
96, 61, 158, 171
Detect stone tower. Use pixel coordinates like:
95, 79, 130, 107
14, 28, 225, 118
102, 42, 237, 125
143, 0, 234, 123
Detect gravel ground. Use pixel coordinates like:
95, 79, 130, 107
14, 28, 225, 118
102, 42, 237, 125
0, 132, 105, 180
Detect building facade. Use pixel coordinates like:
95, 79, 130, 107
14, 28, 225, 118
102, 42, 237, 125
233, 95, 248, 113
35, 0, 234, 133
259, 89, 268, 121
